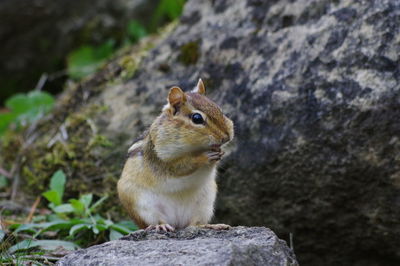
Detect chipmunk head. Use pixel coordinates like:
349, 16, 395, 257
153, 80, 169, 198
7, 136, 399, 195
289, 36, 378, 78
151, 79, 234, 160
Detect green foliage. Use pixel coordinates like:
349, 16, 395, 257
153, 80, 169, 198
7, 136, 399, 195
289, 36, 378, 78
36, 169, 137, 239
152, 0, 186, 30
5, 169, 137, 263
126, 20, 148, 43
9, 239, 79, 254
67, 40, 115, 80
0, 91, 55, 136
66, 0, 186, 81
0, 175, 8, 189
42, 170, 66, 207
1, 236, 79, 265
0, 0, 186, 106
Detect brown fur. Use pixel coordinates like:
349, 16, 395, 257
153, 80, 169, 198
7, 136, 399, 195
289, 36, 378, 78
118, 183, 147, 228
186, 93, 230, 137
143, 136, 209, 177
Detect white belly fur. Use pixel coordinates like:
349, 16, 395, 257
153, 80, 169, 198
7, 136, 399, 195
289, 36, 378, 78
136, 166, 217, 228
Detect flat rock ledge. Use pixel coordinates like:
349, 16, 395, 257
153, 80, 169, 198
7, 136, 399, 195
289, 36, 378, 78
57, 226, 298, 266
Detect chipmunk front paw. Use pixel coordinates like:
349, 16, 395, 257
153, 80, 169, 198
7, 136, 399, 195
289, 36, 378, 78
145, 224, 175, 232
206, 150, 225, 162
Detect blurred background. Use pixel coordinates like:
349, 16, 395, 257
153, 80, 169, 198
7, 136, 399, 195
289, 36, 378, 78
0, 0, 183, 105
1, 0, 399, 266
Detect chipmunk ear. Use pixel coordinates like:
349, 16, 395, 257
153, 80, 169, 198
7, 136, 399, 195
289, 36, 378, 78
168, 86, 186, 109
193, 78, 206, 95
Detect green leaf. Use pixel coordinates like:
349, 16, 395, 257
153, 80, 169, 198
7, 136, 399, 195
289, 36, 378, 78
9, 239, 79, 253
31, 214, 47, 223
92, 226, 100, 235
14, 223, 41, 234
80, 194, 93, 209
0, 91, 54, 135
7, 91, 54, 119
162, 0, 185, 19
52, 203, 75, 213
79, 217, 93, 224
39, 220, 72, 230
69, 199, 85, 215
109, 229, 123, 241
29, 91, 54, 109
151, 0, 185, 29
127, 20, 147, 42
5, 93, 32, 114
89, 195, 108, 212
92, 226, 99, 234
42, 190, 60, 206
8, 239, 34, 253
0, 175, 8, 188
104, 219, 114, 227
42, 170, 66, 206
116, 220, 139, 231
69, 223, 91, 237
8, 223, 22, 230
46, 213, 62, 222
0, 113, 17, 135
92, 216, 105, 224
67, 41, 114, 80
33, 220, 83, 238
110, 224, 134, 235
67, 46, 97, 79
49, 170, 66, 198
95, 224, 108, 233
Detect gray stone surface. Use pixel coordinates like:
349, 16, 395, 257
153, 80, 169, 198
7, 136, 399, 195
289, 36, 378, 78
11, 0, 400, 265
57, 227, 297, 266
96, 1, 400, 264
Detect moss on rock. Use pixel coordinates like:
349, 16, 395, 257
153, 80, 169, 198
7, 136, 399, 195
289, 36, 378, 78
178, 41, 200, 65
0, 21, 178, 219
17, 104, 112, 197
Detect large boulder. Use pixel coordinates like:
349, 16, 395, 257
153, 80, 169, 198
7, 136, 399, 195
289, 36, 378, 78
4, 0, 400, 265
57, 226, 298, 266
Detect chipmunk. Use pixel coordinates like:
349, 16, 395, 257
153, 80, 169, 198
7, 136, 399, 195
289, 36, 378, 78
117, 79, 234, 232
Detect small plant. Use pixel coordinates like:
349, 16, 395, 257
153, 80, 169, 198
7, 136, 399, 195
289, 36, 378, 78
151, 0, 186, 30
65, 0, 186, 81
66, 40, 115, 80
3, 170, 137, 263
0, 91, 55, 136
126, 20, 148, 44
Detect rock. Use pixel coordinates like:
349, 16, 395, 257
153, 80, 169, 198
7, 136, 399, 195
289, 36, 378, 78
57, 226, 298, 266
5, 0, 400, 265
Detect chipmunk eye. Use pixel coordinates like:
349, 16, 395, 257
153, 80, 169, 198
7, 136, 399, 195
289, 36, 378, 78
191, 113, 204, 124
